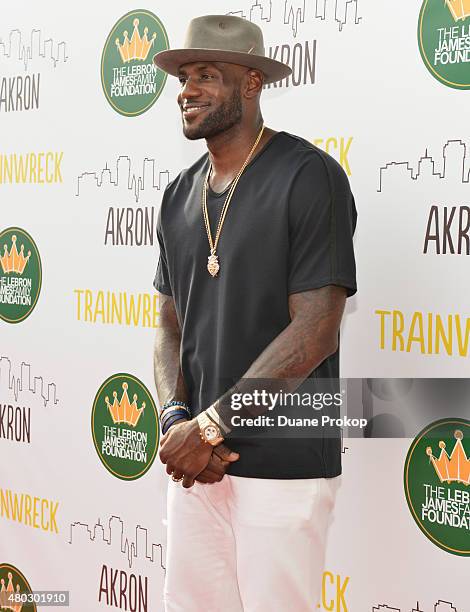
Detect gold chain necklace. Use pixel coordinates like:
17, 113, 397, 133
202, 124, 265, 277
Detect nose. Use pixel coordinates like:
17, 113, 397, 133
179, 75, 202, 101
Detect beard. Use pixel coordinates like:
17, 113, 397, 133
182, 87, 242, 140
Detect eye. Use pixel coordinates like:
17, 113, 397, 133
200, 73, 213, 80
178, 76, 187, 85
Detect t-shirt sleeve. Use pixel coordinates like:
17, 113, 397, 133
153, 205, 173, 296
287, 152, 357, 297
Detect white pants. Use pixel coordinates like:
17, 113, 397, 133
164, 474, 341, 612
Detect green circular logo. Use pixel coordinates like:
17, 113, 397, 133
101, 9, 169, 116
92, 373, 159, 480
404, 418, 470, 556
0, 563, 36, 611
0, 227, 42, 324
418, 0, 470, 89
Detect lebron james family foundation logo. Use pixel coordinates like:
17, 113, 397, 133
418, 0, 470, 88
404, 418, 470, 556
101, 9, 169, 116
0, 227, 41, 324
0, 563, 36, 611
92, 373, 159, 480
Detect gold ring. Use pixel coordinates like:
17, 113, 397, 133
171, 474, 184, 482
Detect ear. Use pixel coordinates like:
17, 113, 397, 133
243, 69, 264, 99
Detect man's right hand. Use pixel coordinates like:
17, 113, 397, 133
195, 444, 240, 484
161, 419, 239, 484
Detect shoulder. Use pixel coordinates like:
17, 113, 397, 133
277, 131, 350, 193
160, 152, 208, 215
282, 132, 356, 228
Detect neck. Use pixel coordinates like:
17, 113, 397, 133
205, 115, 264, 176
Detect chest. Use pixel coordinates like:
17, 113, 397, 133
166, 179, 291, 272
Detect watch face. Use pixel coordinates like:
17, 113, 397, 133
205, 425, 219, 441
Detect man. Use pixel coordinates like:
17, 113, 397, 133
152, 14, 357, 612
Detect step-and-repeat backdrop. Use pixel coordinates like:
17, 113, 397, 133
1, 1, 469, 610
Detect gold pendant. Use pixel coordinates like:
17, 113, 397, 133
207, 253, 220, 277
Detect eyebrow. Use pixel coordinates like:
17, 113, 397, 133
177, 63, 222, 76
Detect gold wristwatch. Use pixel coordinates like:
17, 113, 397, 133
196, 411, 224, 446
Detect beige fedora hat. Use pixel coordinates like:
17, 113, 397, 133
153, 14, 291, 84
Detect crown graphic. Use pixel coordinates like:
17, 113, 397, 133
0, 235, 31, 275
426, 429, 470, 485
445, 0, 470, 21
115, 18, 157, 62
105, 382, 145, 427
0, 572, 23, 612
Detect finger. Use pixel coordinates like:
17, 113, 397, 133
210, 453, 230, 468
213, 444, 240, 463
199, 465, 224, 480
182, 475, 195, 488
204, 459, 226, 476
213, 444, 239, 462
171, 470, 184, 482
195, 473, 217, 484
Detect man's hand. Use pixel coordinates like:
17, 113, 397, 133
159, 419, 213, 488
196, 444, 240, 484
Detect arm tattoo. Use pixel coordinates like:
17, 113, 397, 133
215, 285, 347, 425
153, 293, 189, 406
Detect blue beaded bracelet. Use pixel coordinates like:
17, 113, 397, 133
161, 399, 190, 414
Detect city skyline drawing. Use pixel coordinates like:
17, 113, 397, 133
0, 28, 67, 70
229, 0, 362, 37
68, 514, 165, 571
377, 140, 470, 192
0, 355, 58, 407
76, 156, 171, 204
373, 600, 458, 612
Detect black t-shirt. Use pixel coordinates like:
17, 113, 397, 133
154, 131, 357, 479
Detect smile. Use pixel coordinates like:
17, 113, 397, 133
182, 104, 210, 117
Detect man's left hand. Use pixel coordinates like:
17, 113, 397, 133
159, 419, 213, 488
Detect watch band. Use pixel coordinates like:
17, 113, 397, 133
206, 403, 231, 435
196, 411, 224, 446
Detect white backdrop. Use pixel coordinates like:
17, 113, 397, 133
0, 1, 468, 610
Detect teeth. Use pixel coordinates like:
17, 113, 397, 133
184, 106, 207, 112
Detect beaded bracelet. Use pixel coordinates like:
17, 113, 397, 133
160, 399, 190, 412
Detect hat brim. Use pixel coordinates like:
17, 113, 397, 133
153, 48, 292, 84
